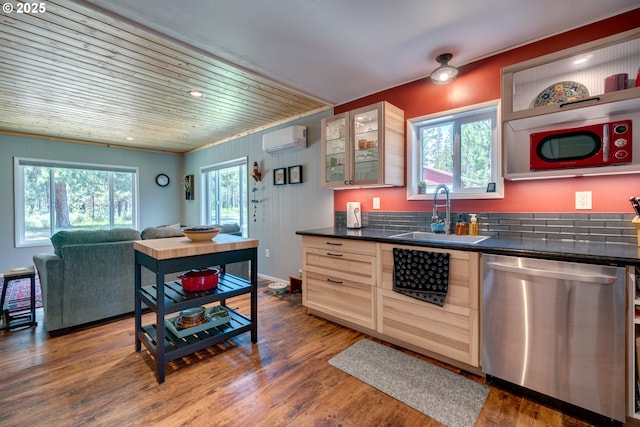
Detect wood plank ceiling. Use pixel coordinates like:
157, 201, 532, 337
0, 0, 329, 154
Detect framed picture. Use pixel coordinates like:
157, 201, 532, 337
288, 165, 302, 184
486, 182, 496, 193
274, 168, 286, 185
185, 174, 194, 200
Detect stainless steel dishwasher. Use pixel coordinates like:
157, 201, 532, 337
482, 254, 626, 423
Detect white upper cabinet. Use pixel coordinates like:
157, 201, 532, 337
502, 28, 640, 179
502, 28, 640, 131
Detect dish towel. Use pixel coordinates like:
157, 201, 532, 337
392, 248, 450, 307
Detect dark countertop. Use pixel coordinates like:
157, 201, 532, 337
296, 227, 640, 267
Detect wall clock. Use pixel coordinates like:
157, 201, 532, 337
155, 173, 170, 187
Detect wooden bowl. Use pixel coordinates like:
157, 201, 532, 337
183, 227, 221, 242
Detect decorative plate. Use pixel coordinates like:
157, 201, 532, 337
533, 81, 589, 107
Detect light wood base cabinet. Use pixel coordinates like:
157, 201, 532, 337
302, 236, 376, 330
377, 244, 480, 367
627, 266, 640, 424
304, 271, 375, 329
301, 236, 481, 369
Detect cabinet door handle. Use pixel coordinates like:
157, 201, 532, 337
326, 242, 343, 246
486, 261, 618, 284
326, 252, 343, 257
327, 278, 343, 284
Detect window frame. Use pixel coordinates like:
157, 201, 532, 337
14, 157, 139, 248
406, 100, 504, 200
200, 157, 248, 236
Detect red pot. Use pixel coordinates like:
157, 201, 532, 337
178, 268, 220, 291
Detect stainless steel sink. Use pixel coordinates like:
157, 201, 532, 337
389, 231, 490, 245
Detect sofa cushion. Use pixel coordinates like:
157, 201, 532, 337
162, 223, 182, 229
141, 226, 185, 240
50, 228, 141, 257
216, 223, 241, 235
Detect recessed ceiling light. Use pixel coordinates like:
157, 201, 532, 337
187, 90, 205, 99
125, 137, 134, 141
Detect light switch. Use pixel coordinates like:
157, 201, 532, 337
373, 197, 380, 209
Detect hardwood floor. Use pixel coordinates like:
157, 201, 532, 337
0, 283, 596, 427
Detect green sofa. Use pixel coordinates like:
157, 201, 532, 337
33, 224, 241, 335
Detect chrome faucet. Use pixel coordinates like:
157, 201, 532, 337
432, 184, 450, 234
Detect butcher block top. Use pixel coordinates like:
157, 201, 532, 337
133, 234, 258, 260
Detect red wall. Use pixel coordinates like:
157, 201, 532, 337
333, 9, 640, 214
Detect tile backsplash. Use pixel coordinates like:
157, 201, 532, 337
335, 211, 639, 245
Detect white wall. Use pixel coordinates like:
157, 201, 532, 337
0, 134, 182, 270
183, 110, 335, 281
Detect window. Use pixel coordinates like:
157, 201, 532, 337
15, 158, 137, 247
407, 100, 503, 199
201, 158, 248, 236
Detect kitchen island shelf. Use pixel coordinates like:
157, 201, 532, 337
134, 235, 258, 383
138, 274, 251, 314
138, 307, 252, 360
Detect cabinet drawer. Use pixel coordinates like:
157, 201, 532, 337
304, 271, 375, 329
303, 246, 376, 285
379, 243, 479, 309
378, 288, 478, 367
302, 236, 377, 256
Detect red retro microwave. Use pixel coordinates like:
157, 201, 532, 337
530, 119, 632, 171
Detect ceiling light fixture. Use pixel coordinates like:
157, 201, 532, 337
430, 53, 459, 85
573, 54, 592, 65
187, 90, 205, 99
125, 137, 134, 141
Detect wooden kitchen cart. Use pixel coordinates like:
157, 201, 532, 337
133, 235, 258, 383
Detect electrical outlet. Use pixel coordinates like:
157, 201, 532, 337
575, 191, 592, 210
373, 197, 380, 210
265, 249, 270, 258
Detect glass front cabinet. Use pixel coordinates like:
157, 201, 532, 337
321, 101, 404, 188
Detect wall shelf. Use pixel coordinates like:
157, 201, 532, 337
502, 28, 640, 180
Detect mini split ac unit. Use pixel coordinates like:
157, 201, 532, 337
262, 125, 307, 153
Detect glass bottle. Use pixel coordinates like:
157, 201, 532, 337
455, 215, 467, 235
469, 214, 479, 236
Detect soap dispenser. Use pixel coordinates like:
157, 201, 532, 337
455, 215, 467, 235
469, 214, 479, 236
